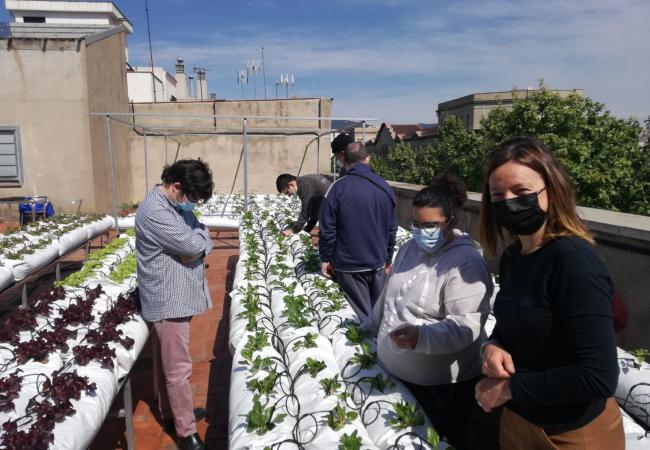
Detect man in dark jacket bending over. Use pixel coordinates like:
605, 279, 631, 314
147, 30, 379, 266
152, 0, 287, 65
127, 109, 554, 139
276, 173, 332, 236
318, 142, 397, 319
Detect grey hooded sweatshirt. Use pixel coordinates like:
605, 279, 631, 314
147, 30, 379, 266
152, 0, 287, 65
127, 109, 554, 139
364, 231, 493, 386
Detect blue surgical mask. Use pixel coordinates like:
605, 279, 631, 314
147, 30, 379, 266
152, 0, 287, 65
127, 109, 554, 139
176, 201, 196, 212
412, 227, 444, 253
335, 159, 344, 169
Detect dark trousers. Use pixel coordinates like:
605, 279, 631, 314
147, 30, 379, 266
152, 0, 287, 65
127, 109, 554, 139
402, 376, 500, 450
334, 268, 386, 319
303, 196, 323, 233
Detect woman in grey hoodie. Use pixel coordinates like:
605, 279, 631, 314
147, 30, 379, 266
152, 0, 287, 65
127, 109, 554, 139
363, 174, 494, 450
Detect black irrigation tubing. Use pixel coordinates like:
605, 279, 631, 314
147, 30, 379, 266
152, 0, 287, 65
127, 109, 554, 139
265, 438, 305, 449
339, 351, 378, 381
386, 431, 435, 450
291, 408, 336, 448
361, 399, 396, 427
618, 382, 650, 430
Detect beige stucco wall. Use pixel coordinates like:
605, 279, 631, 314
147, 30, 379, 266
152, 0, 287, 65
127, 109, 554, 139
0, 30, 131, 214
85, 31, 133, 214
0, 38, 96, 211
127, 98, 333, 199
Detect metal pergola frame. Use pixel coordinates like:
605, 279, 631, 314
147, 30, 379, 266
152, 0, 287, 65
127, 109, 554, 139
91, 112, 379, 225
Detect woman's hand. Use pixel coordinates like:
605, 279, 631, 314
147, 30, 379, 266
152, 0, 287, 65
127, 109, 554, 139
482, 343, 516, 378
389, 325, 418, 350
475, 377, 512, 413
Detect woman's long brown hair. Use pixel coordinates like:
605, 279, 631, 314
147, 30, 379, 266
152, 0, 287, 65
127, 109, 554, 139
479, 137, 594, 256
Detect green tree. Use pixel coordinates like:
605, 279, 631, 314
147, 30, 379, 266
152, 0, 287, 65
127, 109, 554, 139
436, 115, 485, 191
371, 86, 648, 215
478, 83, 648, 215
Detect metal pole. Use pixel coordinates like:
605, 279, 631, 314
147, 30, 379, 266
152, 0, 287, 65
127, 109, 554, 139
243, 117, 249, 212
123, 377, 135, 450
316, 137, 320, 176
362, 120, 366, 143
261, 47, 267, 100
143, 129, 149, 194
144, 0, 157, 102
164, 135, 168, 165
106, 116, 119, 227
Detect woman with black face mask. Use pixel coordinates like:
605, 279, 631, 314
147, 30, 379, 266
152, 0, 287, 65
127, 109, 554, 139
474, 137, 624, 449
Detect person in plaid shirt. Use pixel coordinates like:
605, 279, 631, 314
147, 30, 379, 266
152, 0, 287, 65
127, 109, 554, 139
135, 159, 214, 450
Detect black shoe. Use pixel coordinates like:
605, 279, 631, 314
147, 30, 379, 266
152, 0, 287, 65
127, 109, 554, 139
177, 432, 204, 450
164, 408, 207, 434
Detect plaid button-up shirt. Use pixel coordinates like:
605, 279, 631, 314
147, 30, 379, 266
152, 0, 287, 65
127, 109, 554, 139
135, 187, 214, 322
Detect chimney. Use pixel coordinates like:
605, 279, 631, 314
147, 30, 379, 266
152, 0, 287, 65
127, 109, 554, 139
196, 68, 207, 101
175, 59, 188, 100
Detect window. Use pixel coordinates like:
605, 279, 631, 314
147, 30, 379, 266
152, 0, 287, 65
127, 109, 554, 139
23, 16, 46, 23
0, 127, 24, 186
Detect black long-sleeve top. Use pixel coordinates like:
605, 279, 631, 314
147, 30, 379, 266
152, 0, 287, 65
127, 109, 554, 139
290, 174, 332, 233
491, 236, 619, 433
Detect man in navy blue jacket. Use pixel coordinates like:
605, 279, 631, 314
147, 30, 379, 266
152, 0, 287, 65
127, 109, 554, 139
318, 141, 397, 319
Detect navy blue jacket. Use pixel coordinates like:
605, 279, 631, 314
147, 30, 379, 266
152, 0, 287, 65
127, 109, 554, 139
318, 163, 397, 271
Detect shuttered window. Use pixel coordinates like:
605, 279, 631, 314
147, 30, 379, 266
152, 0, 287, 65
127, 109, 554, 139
0, 127, 24, 186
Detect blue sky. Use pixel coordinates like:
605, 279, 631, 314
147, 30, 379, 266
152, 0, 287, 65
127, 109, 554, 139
2, 0, 649, 123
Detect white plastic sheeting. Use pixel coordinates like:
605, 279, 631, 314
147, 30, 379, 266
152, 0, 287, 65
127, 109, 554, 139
0, 265, 14, 291
5, 241, 60, 281
616, 348, 650, 431
85, 216, 114, 240
58, 227, 90, 256
199, 216, 241, 229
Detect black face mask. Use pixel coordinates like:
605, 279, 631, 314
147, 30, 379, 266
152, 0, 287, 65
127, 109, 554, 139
492, 187, 547, 235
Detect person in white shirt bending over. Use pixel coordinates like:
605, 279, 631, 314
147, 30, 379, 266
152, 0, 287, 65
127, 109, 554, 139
363, 174, 495, 450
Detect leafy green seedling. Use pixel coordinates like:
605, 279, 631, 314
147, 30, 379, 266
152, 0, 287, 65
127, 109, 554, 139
389, 401, 424, 430
634, 348, 649, 367
327, 402, 358, 431
320, 375, 342, 396
246, 371, 278, 396
250, 356, 275, 375
367, 374, 395, 393
108, 253, 137, 283
304, 358, 326, 378
240, 331, 269, 364
349, 343, 376, 369
293, 332, 318, 351
323, 296, 345, 313
345, 324, 370, 345
338, 430, 363, 450
246, 394, 286, 435
427, 427, 440, 450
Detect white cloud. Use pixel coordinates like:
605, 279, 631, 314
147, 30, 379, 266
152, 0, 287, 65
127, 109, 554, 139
128, 0, 650, 122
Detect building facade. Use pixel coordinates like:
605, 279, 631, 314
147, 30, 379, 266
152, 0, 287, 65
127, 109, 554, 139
437, 89, 585, 130
0, 22, 133, 212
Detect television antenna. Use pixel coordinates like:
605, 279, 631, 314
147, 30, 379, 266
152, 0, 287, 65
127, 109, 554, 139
247, 60, 261, 99
236, 69, 248, 99
261, 47, 267, 99
193, 65, 210, 100
275, 73, 294, 99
